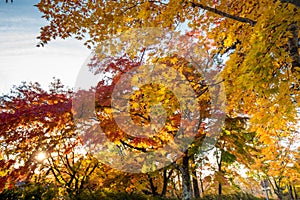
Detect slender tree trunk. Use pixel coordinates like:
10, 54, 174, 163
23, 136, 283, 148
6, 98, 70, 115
218, 183, 222, 195
289, 23, 300, 73
198, 161, 205, 198
192, 171, 200, 198
148, 175, 158, 196
289, 184, 295, 200
199, 175, 204, 198
171, 174, 181, 199
274, 180, 284, 200
191, 155, 200, 199
294, 185, 298, 200
182, 152, 192, 200
217, 150, 222, 196
278, 192, 284, 200
161, 170, 168, 197
177, 171, 182, 192
218, 182, 222, 196
161, 169, 173, 197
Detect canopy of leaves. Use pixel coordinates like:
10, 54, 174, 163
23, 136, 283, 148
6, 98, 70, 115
35, 0, 300, 197
0, 80, 73, 190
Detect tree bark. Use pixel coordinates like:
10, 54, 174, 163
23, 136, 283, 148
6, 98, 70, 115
218, 182, 222, 196
217, 150, 223, 196
199, 175, 205, 198
191, 2, 256, 26
289, 184, 295, 200
161, 169, 173, 197
191, 155, 200, 199
161, 170, 168, 197
274, 179, 284, 200
148, 175, 158, 196
198, 161, 205, 198
288, 23, 300, 74
182, 152, 192, 200
294, 185, 298, 200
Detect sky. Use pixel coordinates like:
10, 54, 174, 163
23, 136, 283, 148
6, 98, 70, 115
0, 0, 91, 95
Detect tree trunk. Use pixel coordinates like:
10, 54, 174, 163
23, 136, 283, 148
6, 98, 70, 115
177, 172, 182, 191
288, 23, 300, 73
274, 180, 284, 200
161, 170, 168, 197
182, 152, 192, 200
294, 185, 298, 200
148, 175, 158, 196
191, 155, 200, 199
199, 175, 205, 198
289, 184, 295, 200
161, 169, 173, 197
218, 182, 222, 196
217, 150, 222, 196
198, 161, 205, 198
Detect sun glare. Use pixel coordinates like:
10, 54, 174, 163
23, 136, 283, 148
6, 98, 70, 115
36, 152, 47, 161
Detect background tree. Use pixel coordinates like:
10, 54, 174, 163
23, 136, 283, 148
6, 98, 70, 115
0, 80, 73, 191
0, 80, 150, 198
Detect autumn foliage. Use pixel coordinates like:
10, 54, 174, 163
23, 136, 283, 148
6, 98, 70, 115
1, 0, 300, 200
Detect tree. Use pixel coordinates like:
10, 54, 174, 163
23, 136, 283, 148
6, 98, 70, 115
0, 80, 73, 191
34, 0, 300, 199
35, 2, 300, 113
74, 48, 216, 200
0, 80, 147, 198
252, 133, 300, 200
36, 0, 300, 142
213, 116, 257, 195
143, 167, 174, 197
42, 144, 99, 197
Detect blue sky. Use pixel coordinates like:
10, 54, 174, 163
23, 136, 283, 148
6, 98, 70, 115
0, 0, 91, 94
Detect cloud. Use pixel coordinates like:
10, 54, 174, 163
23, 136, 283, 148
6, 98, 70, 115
0, 0, 91, 95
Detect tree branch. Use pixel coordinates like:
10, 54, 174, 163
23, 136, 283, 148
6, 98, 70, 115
172, 162, 183, 174
120, 139, 148, 152
280, 0, 300, 7
288, 23, 300, 73
190, 2, 256, 26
